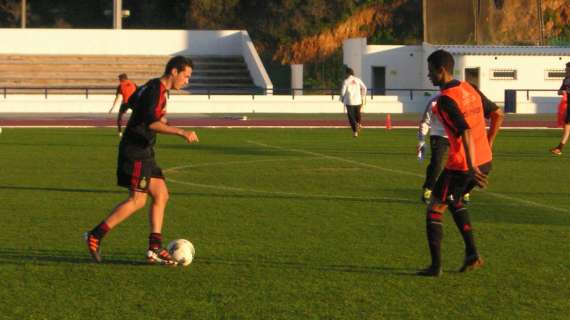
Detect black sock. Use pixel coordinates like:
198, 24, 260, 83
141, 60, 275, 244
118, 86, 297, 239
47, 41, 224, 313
426, 210, 443, 268
558, 142, 565, 150
450, 206, 478, 257
90, 222, 110, 239
149, 233, 162, 250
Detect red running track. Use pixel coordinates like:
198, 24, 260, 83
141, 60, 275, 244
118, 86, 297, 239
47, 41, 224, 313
0, 116, 560, 128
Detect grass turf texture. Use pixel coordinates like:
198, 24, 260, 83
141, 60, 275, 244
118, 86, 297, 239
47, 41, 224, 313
0, 128, 568, 319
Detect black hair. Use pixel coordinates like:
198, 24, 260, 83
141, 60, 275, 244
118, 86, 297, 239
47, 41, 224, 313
164, 56, 194, 75
427, 49, 455, 74
345, 66, 354, 76
118, 73, 128, 80
566, 62, 570, 68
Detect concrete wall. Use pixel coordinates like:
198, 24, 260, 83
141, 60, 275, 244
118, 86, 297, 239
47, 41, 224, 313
0, 94, 424, 114
0, 28, 273, 90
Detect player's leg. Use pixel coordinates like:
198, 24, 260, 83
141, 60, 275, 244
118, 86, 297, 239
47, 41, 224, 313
551, 109, 570, 155
145, 170, 176, 265
452, 162, 491, 272
85, 190, 148, 262
345, 105, 358, 136
117, 111, 124, 136
417, 171, 451, 277
355, 105, 363, 132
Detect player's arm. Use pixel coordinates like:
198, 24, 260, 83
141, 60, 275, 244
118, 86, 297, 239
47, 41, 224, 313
109, 94, 121, 113
340, 80, 347, 102
474, 86, 504, 149
557, 80, 568, 95
149, 121, 199, 144
360, 79, 367, 106
461, 129, 487, 188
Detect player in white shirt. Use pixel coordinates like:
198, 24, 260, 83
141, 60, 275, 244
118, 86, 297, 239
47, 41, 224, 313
340, 67, 367, 137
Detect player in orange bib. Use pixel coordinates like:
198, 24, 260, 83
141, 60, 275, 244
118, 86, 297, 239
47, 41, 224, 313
109, 73, 137, 136
550, 62, 570, 155
417, 50, 504, 277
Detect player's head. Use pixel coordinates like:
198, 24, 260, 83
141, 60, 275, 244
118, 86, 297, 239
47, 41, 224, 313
345, 66, 354, 77
566, 62, 570, 75
118, 73, 128, 81
163, 56, 194, 90
427, 49, 454, 87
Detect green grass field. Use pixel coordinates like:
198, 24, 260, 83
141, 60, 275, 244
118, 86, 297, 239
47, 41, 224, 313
0, 128, 568, 319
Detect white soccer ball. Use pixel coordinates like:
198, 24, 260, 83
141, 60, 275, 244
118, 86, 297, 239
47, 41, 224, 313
167, 239, 195, 267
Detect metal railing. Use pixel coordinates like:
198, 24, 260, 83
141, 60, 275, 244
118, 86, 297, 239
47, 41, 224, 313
0, 86, 439, 100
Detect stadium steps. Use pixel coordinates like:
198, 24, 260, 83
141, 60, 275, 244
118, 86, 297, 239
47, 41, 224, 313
0, 54, 256, 94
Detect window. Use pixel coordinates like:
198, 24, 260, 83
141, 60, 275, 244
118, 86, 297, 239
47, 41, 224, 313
491, 69, 517, 80
545, 70, 565, 80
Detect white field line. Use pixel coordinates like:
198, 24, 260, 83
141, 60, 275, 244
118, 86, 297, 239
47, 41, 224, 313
246, 140, 570, 214
246, 140, 422, 178
164, 157, 322, 173
167, 178, 415, 203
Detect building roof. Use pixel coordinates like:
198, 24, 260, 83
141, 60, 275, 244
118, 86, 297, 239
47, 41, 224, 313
423, 42, 570, 56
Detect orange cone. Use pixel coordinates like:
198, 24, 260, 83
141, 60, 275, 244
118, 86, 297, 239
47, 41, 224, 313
385, 113, 392, 130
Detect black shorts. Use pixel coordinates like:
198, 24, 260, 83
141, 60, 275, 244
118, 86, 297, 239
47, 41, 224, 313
116, 144, 164, 192
565, 104, 570, 124
432, 162, 492, 205
119, 102, 131, 114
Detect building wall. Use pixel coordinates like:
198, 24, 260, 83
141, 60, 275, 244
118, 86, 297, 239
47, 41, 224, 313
346, 38, 570, 113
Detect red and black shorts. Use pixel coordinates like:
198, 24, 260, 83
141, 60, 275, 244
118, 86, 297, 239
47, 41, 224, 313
432, 161, 492, 205
116, 144, 164, 192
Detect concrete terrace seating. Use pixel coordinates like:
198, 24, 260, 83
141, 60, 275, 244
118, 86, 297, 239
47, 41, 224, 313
0, 54, 255, 94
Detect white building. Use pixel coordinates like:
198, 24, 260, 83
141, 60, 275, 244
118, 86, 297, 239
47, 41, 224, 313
343, 38, 570, 113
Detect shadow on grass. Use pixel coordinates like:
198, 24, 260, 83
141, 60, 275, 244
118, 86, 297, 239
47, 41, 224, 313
0, 248, 422, 275
0, 185, 123, 195
197, 255, 417, 276
0, 185, 417, 205
0, 248, 147, 266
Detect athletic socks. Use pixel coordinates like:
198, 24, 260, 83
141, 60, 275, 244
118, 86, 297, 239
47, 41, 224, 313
426, 210, 443, 268
557, 142, 565, 150
450, 206, 478, 257
90, 222, 110, 239
148, 233, 163, 250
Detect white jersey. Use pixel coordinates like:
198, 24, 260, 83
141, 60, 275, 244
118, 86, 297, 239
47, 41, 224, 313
340, 75, 367, 106
418, 94, 447, 141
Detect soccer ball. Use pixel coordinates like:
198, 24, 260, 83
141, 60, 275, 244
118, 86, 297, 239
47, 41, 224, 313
167, 239, 195, 267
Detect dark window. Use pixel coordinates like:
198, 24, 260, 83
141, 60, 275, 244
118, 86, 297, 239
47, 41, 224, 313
491, 70, 517, 80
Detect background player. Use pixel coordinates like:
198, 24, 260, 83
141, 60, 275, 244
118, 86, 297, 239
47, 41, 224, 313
85, 56, 199, 265
550, 62, 570, 155
108, 73, 137, 136
340, 66, 367, 137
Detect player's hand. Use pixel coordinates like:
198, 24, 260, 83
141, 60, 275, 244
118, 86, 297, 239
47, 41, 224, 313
472, 167, 488, 189
182, 130, 199, 144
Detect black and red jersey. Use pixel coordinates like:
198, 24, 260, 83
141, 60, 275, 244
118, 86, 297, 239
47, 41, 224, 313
121, 78, 167, 151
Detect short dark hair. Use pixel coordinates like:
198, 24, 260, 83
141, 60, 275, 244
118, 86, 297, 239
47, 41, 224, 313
345, 66, 354, 76
118, 73, 128, 80
566, 62, 570, 68
164, 56, 194, 75
427, 49, 455, 74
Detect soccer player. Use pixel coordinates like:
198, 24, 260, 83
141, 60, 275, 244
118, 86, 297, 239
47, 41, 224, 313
550, 62, 570, 155
108, 73, 137, 136
85, 56, 199, 265
340, 67, 367, 137
417, 49, 504, 277
418, 93, 449, 204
